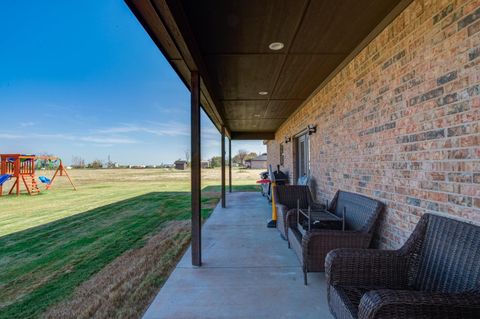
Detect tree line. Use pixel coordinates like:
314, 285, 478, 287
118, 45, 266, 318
68, 149, 260, 169
209, 149, 258, 168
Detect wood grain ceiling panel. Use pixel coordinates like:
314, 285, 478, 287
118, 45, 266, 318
223, 101, 268, 120
291, 0, 401, 54
264, 100, 302, 119
206, 54, 284, 100
127, 0, 409, 137
272, 54, 346, 100
229, 119, 286, 132
180, 0, 307, 54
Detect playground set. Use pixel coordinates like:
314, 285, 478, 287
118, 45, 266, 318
0, 154, 76, 196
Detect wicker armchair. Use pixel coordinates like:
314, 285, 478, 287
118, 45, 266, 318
287, 190, 383, 284
274, 185, 324, 240
325, 213, 480, 319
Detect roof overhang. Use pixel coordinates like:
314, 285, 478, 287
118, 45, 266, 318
125, 0, 412, 140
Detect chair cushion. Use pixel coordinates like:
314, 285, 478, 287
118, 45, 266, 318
413, 214, 480, 293
329, 286, 372, 319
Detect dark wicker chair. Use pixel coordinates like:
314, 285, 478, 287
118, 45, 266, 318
287, 190, 383, 284
325, 213, 480, 319
274, 185, 324, 240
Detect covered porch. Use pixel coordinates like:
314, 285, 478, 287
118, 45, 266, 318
143, 191, 332, 319
125, 0, 480, 318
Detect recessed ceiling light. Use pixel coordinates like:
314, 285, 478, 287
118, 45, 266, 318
258, 91, 268, 95
269, 42, 284, 51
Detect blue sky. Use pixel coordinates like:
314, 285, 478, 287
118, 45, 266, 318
0, 0, 265, 165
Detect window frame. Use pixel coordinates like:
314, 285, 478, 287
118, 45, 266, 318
279, 143, 284, 166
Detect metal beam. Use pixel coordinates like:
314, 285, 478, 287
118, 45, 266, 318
221, 126, 226, 208
191, 71, 201, 266
229, 138, 232, 193
231, 132, 275, 140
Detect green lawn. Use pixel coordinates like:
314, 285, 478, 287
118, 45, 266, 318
0, 168, 261, 319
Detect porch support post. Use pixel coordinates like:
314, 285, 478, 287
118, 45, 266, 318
221, 126, 226, 208
228, 138, 232, 193
191, 71, 201, 266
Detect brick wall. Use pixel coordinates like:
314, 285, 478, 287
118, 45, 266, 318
267, 0, 480, 248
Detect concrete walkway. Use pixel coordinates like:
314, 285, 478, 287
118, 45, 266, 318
143, 192, 332, 319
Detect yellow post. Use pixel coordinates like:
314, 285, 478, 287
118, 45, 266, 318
267, 181, 277, 228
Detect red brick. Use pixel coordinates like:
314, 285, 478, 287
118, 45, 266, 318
267, 0, 480, 249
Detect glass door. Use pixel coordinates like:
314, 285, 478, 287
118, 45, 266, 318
296, 134, 309, 180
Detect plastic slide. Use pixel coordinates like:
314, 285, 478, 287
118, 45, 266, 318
0, 174, 11, 185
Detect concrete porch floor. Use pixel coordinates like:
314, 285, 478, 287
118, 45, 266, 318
143, 192, 333, 319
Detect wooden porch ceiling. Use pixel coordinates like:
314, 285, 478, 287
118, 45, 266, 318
126, 0, 412, 140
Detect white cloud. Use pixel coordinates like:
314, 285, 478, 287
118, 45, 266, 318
1, 120, 193, 148
0, 132, 138, 146
0, 133, 23, 139
95, 126, 139, 134
97, 121, 190, 137
153, 103, 188, 116
79, 136, 137, 144
203, 138, 220, 147
20, 122, 35, 127
202, 126, 220, 136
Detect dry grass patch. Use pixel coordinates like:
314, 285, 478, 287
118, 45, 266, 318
42, 220, 190, 319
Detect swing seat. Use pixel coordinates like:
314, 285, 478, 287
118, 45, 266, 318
39, 176, 51, 184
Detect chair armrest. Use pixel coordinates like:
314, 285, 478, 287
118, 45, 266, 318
301, 230, 372, 272
359, 289, 480, 319
285, 208, 300, 228
325, 248, 410, 289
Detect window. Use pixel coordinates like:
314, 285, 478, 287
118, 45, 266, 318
279, 143, 284, 166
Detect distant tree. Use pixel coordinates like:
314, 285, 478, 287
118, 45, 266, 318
106, 162, 117, 169
209, 156, 222, 168
236, 149, 248, 166
71, 156, 85, 169
87, 159, 103, 169
35, 153, 55, 169
232, 154, 242, 165
245, 152, 258, 161
105, 154, 115, 168
185, 150, 190, 165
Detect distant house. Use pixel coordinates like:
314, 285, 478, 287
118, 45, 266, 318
200, 160, 210, 168
245, 154, 267, 169
174, 160, 188, 170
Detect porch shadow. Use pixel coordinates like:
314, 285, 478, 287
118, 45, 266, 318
0, 191, 217, 319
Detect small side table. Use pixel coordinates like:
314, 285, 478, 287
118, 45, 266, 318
296, 207, 344, 236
